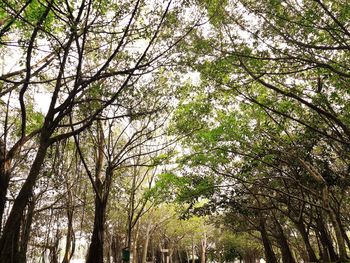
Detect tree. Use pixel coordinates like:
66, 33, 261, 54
0, 0, 201, 261
168, 0, 350, 261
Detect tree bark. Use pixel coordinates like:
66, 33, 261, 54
86, 194, 107, 263
273, 218, 296, 263
0, 140, 11, 234
0, 164, 10, 235
18, 197, 35, 263
0, 138, 49, 263
259, 218, 277, 263
85, 123, 111, 263
50, 228, 60, 263
191, 237, 195, 263
132, 222, 139, 263
141, 221, 151, 263
111, 234, 122, 263
316, 214, 337, 262
62, 206, 75, 263
295, 221, 318, 262
329, 209, 348, 261
200, 232, 206, 263
335, 212, 350, 252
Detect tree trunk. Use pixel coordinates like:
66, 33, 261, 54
0, 139, 49, 263
274, 218, 296, 263
50, 228, 60, 263
85, 124, 111, 263
178, 250, 183, 263
86, 195, 107, 263
111, 235, 122, 263
295, 221, 318, 262
0, 140, 11, 234
200, 232, 206, 263
0, 165, 10, 235
62, 206, 75, 263
335, 212, 350, 252
328, 209, 348, 261
132, 223, 139, 263
320, 185, 347, 261
142, 221, 151, 263
169, 248, 173, 263
191, 237, 195, 263
18, 197, 35, 263
111, 236, 117, 263
259, 218, 277, 263
316, 215, 337, 262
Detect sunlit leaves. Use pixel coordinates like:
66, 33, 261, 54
24, 0, 53, 27
197, 0, 228, 27
145, 172, 188, 203
172, 98, 211, 135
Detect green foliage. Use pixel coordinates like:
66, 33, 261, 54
13, 103, 44, 136
171, 97, 211, 135
177, 175, 215, 202
144, 172, 188, 204
0, 2, 8, 21
198, 0, 228, 26
151, 152, 173, 166
168, 2, 350, 261
2, 0, 350, 261
0, 0, 55, 35
199, 57, 234, 84
26, 106, 44, 133
24, 0, 49, 25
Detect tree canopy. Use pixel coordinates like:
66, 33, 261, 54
1, 0, 350, 263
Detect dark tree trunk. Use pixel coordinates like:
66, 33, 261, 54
62, 206, 75, 263
0, 139, 49, 263
335, 212, 350, 252
328, 209, 348, 261
0, 140, 11, 234
84, 125, 111, 263
0, 165, 10, 235
316, 215, 338, 262
18, 197, 36, 263
259, 218, 278, 263
274, 218, 296, 263
295, 221, 318, 262
86, 195, 107, 263
50, 228, 60, 263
